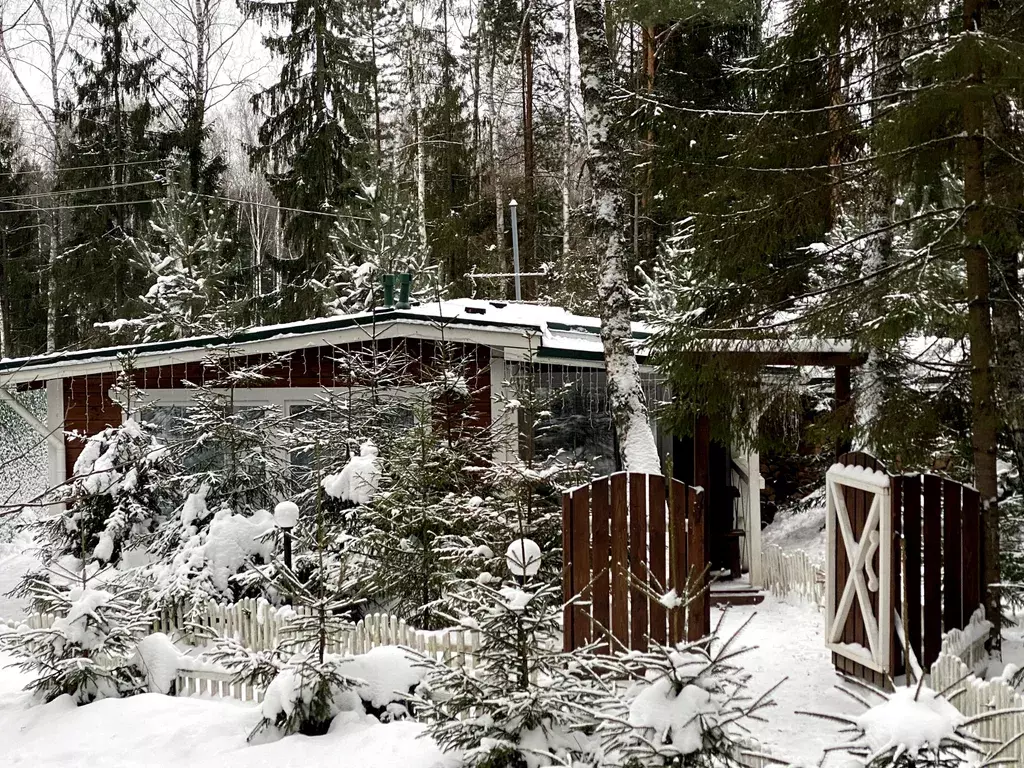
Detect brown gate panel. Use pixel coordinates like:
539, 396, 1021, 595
563, 472, 707, 653
831, 452, 986, 688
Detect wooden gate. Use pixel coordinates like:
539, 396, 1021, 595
826, 452, 983, 689
562, 472, 707, 653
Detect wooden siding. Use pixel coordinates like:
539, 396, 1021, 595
61, 340, 493, 478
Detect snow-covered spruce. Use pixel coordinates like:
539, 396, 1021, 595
802, 678, 1020, 767
419, 565, 588, 768
580, 615, 775, 768
39, 360, 175, 567
0, 576, 153, 704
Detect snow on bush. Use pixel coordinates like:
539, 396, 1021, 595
343, 645, 426, 719
590, 635, 770, 767
322, 441, 381, 505
132, 633, 184, 694
806, 680, 1017, 767
153, 505, 276, 605
252, 646, 426, 740
0, 577, 152, 704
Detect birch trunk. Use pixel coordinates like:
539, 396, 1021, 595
574, 0, 660, 473
962, 0, 1000, 641
561, 0, 571, 259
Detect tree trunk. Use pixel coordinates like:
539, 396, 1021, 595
574, 0, 660, 473
962, 0, 1000, 643
522, 9, 535, 290
827, 21, 844, 229
561, 0, 572, 260
487, 44, 505, 287
856, 11, 902, 451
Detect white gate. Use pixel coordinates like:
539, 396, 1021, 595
825, 462, 892, 674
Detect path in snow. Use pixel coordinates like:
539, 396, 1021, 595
715, 593, 860, 766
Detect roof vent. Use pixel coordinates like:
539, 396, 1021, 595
489, 302, 507, 309
465, 306, 486, 315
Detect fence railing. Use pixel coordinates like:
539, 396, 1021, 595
928, 607, 1022, 764
760, 544, 825, 608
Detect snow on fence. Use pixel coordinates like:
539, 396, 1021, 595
929, 607, 1024, 765
759, 544, 825, 608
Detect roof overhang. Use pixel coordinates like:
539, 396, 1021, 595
0, 300, 864, 388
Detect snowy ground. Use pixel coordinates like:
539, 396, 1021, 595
715, 594, 857, 766
761, 486, 827, 563
0, 530, 38, 620
0, 652, 455, 768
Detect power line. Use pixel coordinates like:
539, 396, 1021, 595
0, 157, 164, 180
0, 178, 161, 204
0, 198, 162, 215
196, 192, 373, 222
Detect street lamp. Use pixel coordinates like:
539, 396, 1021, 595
274, 501, 299, 570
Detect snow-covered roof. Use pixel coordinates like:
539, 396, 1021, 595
0, 298, 862, 387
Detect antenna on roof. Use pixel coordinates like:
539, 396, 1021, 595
509, 199, 522, 302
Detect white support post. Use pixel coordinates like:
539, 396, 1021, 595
489, 349, 518, 464
746, 445, 763, 588
46, 380, 67, 493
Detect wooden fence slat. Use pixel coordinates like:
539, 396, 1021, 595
923, 474, 943, 668
628, 473, 649, 652
570, 486, 591, 650
648, 474, 668, 646
591, 477, 611, 653
668, 477, 688, 645
562, 489, 574, 652
903, 474, 923, 666
961, 488, 982, 625
943, 479, 962, 633
610, 473, 629, 648
687, 487, 707, 642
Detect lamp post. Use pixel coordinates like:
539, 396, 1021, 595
274, 501, 299, 570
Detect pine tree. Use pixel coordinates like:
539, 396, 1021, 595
329, 181, 438, 314
0, 573, 152, 704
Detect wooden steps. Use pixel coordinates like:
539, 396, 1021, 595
710, 582, 767, 606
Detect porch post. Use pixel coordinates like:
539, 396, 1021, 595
835, 365, 853, 457
695, 413, 712, 583
46, 379, 67, 496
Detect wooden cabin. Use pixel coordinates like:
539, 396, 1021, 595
0, 299, 861, 593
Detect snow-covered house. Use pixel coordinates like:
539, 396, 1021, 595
0, 299, 861, 590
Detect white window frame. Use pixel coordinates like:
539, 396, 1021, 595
113, 385, 444, 461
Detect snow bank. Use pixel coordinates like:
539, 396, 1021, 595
761, 486, 826, 563
0, 654, 457, 768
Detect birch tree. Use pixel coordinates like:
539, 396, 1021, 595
0, 0, 86, 351
573, 0, 659, 472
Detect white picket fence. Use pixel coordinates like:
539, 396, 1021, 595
759, 544, 825, 608
929, 608, 1024, 764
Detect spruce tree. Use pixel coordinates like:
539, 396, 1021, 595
60, 0, 169, 345
242, 0, 371, 319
